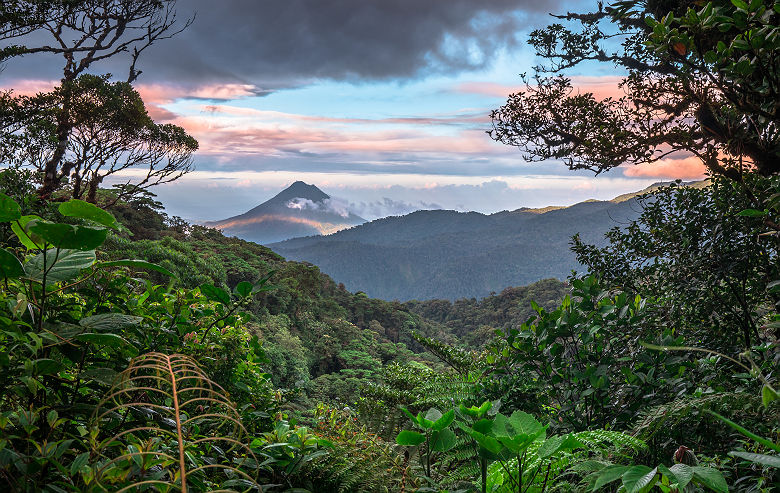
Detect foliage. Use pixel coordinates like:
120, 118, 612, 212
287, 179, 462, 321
2, 74, 197, 203
0, 0, 193, 201
583, 460, 728, 493
90, 352, 261, 491
572, 178, 779, 350
301, 405, 406, 492
485, 276, 693, 432
490, 0, 780, 180
395, 401, 647, 493
0, 192, 292, 490
405, 279, 570, 347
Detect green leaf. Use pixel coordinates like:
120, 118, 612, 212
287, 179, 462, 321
70, 452, 90, 475
728, 451, 780, 468
58, 199, 119, 229
33, 358, 64, 375
12, 215, 46, 250
592, 465, 629, 492
0, 249, 24, 279
691, 466, 728, 493
79, 313, 142, 332
762, 384, 778, 407
200, 284, 231, 305
667, 463, 693, 489
432, 409, 455, 431
81, 367, 120, 386
234, 281, 253, 297
736, 208, 767, 217
396, 430, 426, 446
538, 435, 565, 459
424, 407, 443, 423
98, 259, 174, 277
473, 418, 493, 434
252, 270, 277, 294
621, 466, 657, 493
27, 222, 107, 250
732, 0, 749, 9
507, 410, 544, 436
75, 333, 136, 354
0, 193, 21, 222
24, 249, 96, 285
430, 428, 456, 452
415, 411, 434, 429
400, 406, 418, 426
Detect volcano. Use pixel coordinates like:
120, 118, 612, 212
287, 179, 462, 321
205, 181, 365, 244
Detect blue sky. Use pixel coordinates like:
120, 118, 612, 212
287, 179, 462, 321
2, 0, 704, 221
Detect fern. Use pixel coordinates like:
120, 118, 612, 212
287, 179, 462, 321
632, 391, 759, 441
89, 352, 261, 492
301, 405, 406, 492
485, 429, 646, 493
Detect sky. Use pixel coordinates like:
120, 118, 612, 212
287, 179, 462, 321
0, 0, 706, 221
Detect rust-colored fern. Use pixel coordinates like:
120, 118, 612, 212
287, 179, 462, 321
90, 352, 261, 492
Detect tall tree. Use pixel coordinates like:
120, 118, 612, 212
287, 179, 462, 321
0, 0, 194, 201
2, 75, 197, 202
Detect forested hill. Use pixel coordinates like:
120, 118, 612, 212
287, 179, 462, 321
269, 186, 667, 301
404, 279, 569, 346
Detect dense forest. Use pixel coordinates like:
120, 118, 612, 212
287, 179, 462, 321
0, 1, 778, 492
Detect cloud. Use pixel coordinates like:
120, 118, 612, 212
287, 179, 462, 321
166, 108, 503, 164
623, 155, 707, 180
0, 78, 261, 121
455, 76, 626, 101
138, 170, 663, 222
287, 197, 351, 218
208, 213, 351, 235
1, 0, 563, 88
349, 198, 443, 218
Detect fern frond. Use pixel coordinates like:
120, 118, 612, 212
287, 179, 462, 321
632, 391, 759, 441
90, 352, 261, 492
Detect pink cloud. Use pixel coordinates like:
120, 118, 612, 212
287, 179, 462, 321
456, 75, 626, 101
0, 79, 258, 122
623, 155, 707, 179
136, 83, 257, 105
202, 104, 487, 126
171, 111, 500, 158
0, 79, 57, 96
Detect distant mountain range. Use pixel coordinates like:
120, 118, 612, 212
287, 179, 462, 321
268, 181, 706, 301
204, 181, 365, 244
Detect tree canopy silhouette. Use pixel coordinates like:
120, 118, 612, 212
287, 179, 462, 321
490, 0, 779, 181
0, 0, 195, 202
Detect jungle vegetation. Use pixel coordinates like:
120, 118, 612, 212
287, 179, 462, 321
0, 0, 777, 492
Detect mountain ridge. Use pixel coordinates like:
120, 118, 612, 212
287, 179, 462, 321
269, 180, 706, 300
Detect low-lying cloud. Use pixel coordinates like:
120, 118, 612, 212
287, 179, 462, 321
286, 197, 351, 218
348, 198, 443, 218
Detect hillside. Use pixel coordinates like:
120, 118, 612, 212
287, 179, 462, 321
269, 189, 656, 300
205, 181, 365, 244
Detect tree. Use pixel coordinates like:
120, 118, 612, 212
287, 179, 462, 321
0, 0, 194, 201
571, 178, 779, 349
490, 0, 779, 183
2, 75, 196, 203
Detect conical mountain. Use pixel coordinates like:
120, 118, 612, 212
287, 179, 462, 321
205, 181, 365, 244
